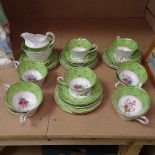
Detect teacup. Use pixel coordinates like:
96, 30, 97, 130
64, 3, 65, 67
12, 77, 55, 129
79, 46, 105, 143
4, 82, 43, 124
112, 37, 139, 61
115, 62, 147, 87
16, 61, 48, 87
21, 32, 55, 62
57, 67, 97, 98
112, 86, 151, 125
66, 38, 97, 61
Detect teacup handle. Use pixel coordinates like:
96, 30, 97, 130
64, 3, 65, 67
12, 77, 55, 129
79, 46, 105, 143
4, 83, 10, 91
115, 81, 120, 88
13, 61, 20, 68
135, 116, 149, 125
87, 44, 98, 54
138, 83, 143, 87
57, 77, 68, 87
20, 114, 27, 124
46, 32, 55, 46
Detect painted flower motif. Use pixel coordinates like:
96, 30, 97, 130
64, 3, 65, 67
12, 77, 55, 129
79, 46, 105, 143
25, 74, 38, 82
18, 97, 29, 108
74, 84, 83, 89
123, 74, 133, 84
122, 98, 136, 113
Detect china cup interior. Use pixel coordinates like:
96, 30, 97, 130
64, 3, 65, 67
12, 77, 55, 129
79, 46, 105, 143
17, 61, 48, 82
112, 86, 150, 119
66, 38, 93, 52
117, 62, 147, 86
5, 82, 43, 113
63, 67, 97, 90
111, 38, 139, 54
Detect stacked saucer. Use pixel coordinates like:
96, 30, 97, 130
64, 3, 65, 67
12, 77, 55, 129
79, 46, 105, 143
54, 67, 103, 114
60, 38, 98, 69
19, 32, 59, 70
102, 37, 141, 69
19, 50, 59, 70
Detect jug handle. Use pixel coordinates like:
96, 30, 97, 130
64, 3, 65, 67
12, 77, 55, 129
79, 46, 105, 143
46, 32, 55, 46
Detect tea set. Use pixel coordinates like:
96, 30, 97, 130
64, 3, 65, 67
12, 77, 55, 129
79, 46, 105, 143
0, 32, 152, 125
55, 67, 103, 114
60, 38, 98, 69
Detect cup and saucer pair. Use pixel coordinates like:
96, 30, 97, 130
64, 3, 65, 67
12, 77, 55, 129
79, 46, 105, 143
54, 67, 103, 114
102, 37, 141, 69
60, 38, 98, 69
19, 51, 59, 70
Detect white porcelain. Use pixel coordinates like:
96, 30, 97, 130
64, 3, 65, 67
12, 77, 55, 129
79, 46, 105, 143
21, 32, 55, 49
24, 46, 53, 62
115, 46, 132, 60
70, 44, 97, 61
69, 77, 92, 98
4, 83, 42, 124
118, 95, 149, 124
119, 70, 139, 86
57, 77, 92, 98
22, 70, 43, 81
118, 95, 143, 117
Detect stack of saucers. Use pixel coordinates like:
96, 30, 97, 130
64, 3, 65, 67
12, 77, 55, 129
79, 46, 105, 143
60, 38, 98, 69
102, 37, 141, 69
19, 32, 59, 70
54, 67, 103, 114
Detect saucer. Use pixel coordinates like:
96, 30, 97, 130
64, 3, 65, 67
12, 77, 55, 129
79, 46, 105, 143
102, 50, 118, 69
58, 79, 103, 106
54, 86, 103, 114
102, 48, 141, 69
60, 53, 98, 69
62, 47, 97, 64
19, 51, 59, 70
108, 47, 141, 65
45, 52, 59, 70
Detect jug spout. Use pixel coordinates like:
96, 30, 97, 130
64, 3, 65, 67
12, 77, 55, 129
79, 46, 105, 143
21, 32, 33, 40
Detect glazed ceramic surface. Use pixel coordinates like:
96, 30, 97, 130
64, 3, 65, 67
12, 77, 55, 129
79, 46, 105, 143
21, 41, 53, 62
62, 47, 97, 64
112, 86, 150, 118
19, 51, 59, 70
57, 67, 97, 97
111, 37, 139, 59
21, 32, 55, 49
66, 38, 97, 60
58, 79, 103, 106
60, 49, 98, 69
54, 86, 103, 114
68, 77, 92, 98
117, 62, 147, 86
17, 61, 47, 86
5, 82, 43, 113
102, 47, 141, 69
